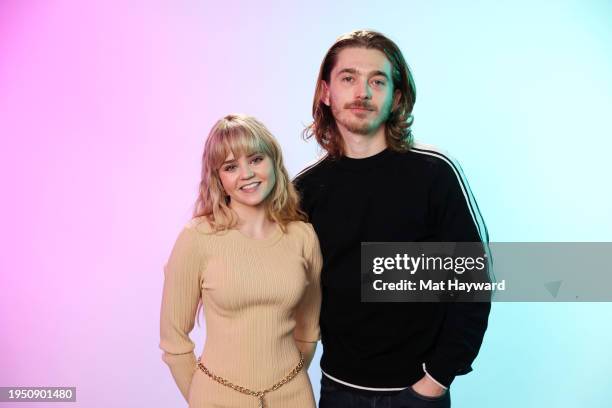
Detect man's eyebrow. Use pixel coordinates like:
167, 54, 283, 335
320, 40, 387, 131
335, 68, 390, 80
370, 70, 390, 80
336, 68, 359, 76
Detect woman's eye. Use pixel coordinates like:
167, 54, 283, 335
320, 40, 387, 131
251, 156, 264, 164
224, 165, 236, 172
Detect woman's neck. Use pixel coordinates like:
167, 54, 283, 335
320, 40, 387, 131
230, 202, 276, 239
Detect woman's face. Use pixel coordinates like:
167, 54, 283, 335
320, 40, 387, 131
218, 151, 276, 209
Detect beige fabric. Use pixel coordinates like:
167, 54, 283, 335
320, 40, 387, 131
160, 217, 322, 407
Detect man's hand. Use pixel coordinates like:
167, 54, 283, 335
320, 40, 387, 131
410, 375, 447, 398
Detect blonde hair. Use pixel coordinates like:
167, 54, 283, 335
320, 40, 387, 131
193, 114, 306, 232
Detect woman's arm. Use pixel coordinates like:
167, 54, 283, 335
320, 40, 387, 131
160, 225, 203, 402
293, 223, 323, 370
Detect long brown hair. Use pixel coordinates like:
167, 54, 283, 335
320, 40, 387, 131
303, 30, 417, 158
193, 114, 305, 232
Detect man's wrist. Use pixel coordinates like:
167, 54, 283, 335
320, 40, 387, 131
422, 363, 449, 390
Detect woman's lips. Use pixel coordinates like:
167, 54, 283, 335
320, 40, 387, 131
239, 182, 261, 192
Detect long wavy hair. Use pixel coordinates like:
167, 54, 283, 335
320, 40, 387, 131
193, 114, 305, 232
303, 30, 417, 158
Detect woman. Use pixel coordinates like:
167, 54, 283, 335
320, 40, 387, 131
160, 114, 322, 408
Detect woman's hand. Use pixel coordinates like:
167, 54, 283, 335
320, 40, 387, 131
295, 340, 317, 369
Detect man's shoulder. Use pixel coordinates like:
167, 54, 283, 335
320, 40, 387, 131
404, 142, 463, 176
292, 153, 330, 187
392, 142, 472, 192
292, 143, 465, 185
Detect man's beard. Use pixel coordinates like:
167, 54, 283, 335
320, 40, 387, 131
330, 99, 392, 136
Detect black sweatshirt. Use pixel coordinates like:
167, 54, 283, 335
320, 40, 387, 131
293, 145, 491, 389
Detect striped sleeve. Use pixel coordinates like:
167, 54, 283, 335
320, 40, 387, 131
411, 143, 492, 388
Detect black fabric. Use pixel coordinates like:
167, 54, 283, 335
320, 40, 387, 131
319, 375, 451, 408
293, 148, 491, 389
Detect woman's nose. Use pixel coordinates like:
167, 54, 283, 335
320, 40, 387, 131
239, 166, 254, 179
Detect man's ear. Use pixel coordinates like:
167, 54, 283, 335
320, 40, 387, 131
320, 81, 330, 106
392, 89, 401, 111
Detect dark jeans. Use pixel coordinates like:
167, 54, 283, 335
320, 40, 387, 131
319, 375, 451, 408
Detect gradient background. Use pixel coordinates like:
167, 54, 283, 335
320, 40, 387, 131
1, 0, 611, 407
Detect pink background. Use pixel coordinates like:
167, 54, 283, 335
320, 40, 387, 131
1, 1, 611, 407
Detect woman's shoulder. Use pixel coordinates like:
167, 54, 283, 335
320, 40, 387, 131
180, 216, 220, 242
185, 216, 214, 233
284, 220, 317, 241
176, 217, 229, 253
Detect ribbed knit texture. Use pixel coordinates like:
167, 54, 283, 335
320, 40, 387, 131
160, 217, 322, 407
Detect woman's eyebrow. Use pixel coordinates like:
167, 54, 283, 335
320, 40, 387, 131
222, 152, 261, 165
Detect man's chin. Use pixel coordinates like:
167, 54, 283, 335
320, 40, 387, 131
344, 121, 376, 135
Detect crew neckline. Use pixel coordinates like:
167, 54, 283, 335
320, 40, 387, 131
229, 223, 283, 248
337, 148, 394, 171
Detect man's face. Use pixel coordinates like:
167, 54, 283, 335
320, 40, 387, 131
322, 47, 399, 136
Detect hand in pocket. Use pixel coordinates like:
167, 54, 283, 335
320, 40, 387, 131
410, 375, 447, 399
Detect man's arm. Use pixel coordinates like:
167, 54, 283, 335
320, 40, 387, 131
421, 157, 491, 389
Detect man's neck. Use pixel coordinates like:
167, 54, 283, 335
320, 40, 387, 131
338, 124, 387, 158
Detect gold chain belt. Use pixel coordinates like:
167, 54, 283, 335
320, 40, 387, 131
197, 353, 304, 408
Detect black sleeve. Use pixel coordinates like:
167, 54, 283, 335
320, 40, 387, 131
424, 159, 491, 387
293, 173, 314, 220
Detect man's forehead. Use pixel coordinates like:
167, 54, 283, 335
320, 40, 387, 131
332, 47, 392, 76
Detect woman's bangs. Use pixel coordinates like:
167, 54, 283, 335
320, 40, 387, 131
224, 126, 271, 161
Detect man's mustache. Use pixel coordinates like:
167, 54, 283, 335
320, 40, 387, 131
344, 101, 376, 111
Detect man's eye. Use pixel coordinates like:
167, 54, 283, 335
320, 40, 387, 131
372, 79, 386, 87
341, 76, 354, 83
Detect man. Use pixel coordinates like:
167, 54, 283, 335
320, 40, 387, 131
293, 30, 490, 408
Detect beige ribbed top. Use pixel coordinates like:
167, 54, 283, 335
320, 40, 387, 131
159, 217, 322, 402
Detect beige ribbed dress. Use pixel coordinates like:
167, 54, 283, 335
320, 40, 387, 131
160, 217, 322, 408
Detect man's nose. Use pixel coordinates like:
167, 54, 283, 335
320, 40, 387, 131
355, 80, 372, 100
